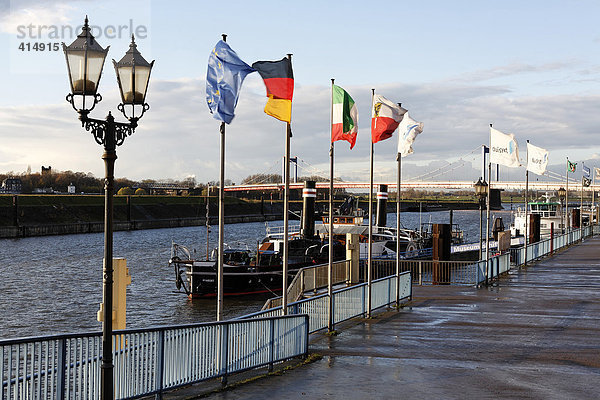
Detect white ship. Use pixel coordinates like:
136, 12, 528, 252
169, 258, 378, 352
510, 194, 564, 239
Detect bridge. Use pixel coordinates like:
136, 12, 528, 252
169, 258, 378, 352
225, 181, 598, 192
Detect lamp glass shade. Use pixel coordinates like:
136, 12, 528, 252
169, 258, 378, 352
63, 18, 108, 96
474, 179, 488, 198
113, 36, 154, 105
116, 64, 151, 104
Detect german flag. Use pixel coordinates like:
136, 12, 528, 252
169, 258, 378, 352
252, 57, 294, 123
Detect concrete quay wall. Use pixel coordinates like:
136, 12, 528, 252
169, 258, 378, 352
0, 214, 280, 239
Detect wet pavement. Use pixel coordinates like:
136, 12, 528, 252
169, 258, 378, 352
173, 236, 600, 399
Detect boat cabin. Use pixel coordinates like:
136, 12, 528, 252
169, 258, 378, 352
529, 202, 560, 217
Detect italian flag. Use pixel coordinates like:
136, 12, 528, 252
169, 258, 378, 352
371, 94, 407, 143
331, 84, 358, 149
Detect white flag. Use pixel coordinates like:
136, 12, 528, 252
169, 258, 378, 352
397, 112, 423, 157
526, 142, 548, 175
490, 127, 520, 168
595, 167, 600, 180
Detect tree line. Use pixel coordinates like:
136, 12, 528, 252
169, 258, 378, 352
0, 170, 202, 194
2, 170, 513, 200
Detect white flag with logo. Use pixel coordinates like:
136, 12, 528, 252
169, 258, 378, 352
595, 167, 600, 180
397, 112, 423, 157
490, 127, 520, 168
526, 142, 548, 175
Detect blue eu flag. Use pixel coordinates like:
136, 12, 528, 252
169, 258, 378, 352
206, 40, 255, 124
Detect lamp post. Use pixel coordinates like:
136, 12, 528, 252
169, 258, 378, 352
558, 187, 566, 233
474, 178, 488, 260
63, 17, 154, 400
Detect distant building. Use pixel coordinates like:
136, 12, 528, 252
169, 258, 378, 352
1, 178, 22, 194
68, 183, 76, 194
41, 166, 52, 174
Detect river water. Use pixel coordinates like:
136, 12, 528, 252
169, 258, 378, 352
0, 207, 515, 340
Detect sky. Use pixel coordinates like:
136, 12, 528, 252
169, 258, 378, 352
0, 0, 599, 186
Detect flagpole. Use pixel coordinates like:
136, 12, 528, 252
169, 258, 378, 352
594, 167, 596, 224
580, 164, 583, 230
367, 88, 375, 318
216, 34, 228, 322
593, 168, 595, 224
486, 124, 492, 285
525, 140, 529, 267
396, 151, 401, 306
328, 78, 335, 332
566, 157, 570, 231
206, 185, 210, 261
217, 120, 225, 321
395, 103, 402, 307
281, 53, 293, 316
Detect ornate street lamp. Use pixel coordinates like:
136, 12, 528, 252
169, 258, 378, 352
474, 178, 488, 260
63, 16, 109, 113
558, 187, 566, 233
63, 17, 154, 400
113, 35, 154, 118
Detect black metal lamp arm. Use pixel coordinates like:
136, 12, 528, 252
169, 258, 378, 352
78, 111, 138, 147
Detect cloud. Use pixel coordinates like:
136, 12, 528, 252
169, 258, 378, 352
1, 72, 600, 186
0, 1, 75, 35
450, 61, 577, 83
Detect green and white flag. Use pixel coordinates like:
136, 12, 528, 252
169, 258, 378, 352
331, 84, 358, 149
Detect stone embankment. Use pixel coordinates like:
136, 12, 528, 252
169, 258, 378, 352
0, 195, 479, 238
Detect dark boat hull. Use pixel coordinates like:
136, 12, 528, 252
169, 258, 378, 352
187, 264, 304, 298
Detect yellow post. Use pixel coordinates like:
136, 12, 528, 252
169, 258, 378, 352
346, 233, 360, 284
97, 258, 131, 330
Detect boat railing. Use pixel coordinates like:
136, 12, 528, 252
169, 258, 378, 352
264, 223, 301, 238
262, 260, 351, 310
170, 242, 193, 261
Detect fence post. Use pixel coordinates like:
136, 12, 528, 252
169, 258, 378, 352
495, 257, 499, 279
304, 315, 310, 358
389, 277, 393, 305
362, 285, 366, 316
331, 294, 336, 331
57, 338, 67, 400
220, 324, 229, 386
154, 330, 165, 399
419, 261, 422, 285
268, 319, 275, 372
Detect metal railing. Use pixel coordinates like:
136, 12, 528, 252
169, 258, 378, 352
243, 271, 412, 333
1, 315, 308, 400
359, 246, 433, 260
262, 260, 351, 310
369, 259, 482, 285
510, 226, 594, 267
471, 253, 511, 284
